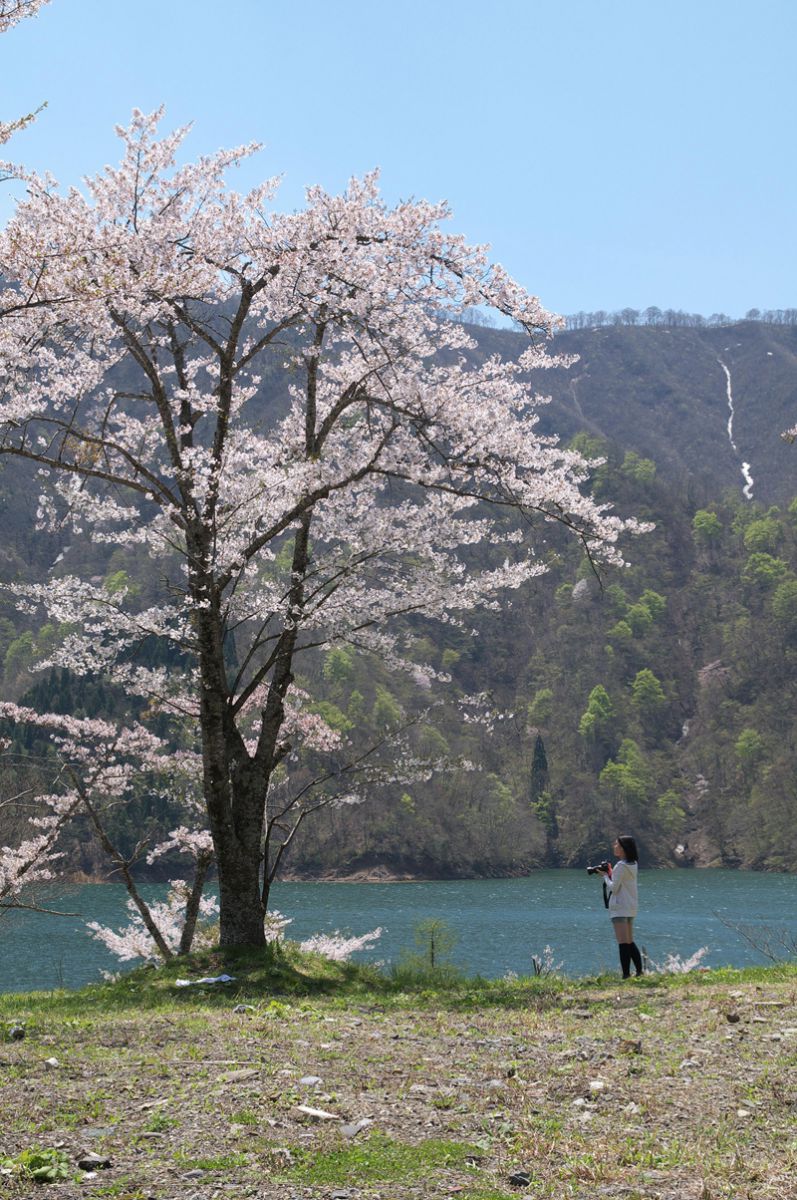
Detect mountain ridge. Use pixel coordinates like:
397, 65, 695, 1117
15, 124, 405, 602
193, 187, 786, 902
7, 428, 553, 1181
468, 319, 797, 506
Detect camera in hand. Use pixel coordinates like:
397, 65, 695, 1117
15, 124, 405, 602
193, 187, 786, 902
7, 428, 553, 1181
586, 860, 611, 875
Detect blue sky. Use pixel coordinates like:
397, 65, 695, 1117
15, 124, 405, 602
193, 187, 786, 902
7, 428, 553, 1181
2, 0, 794, 318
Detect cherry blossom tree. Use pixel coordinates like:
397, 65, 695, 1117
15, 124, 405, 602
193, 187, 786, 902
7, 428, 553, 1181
0, 111, 642, 948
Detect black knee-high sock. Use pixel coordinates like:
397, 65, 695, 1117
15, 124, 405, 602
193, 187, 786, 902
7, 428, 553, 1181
618, 944, 631, 978
629, 943, 643, 975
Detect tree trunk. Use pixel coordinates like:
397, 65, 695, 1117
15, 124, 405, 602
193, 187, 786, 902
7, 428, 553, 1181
200, 701, 268, 949
216, 841, 267, 947
193, 565, 269, 949
178, 851, 213, 956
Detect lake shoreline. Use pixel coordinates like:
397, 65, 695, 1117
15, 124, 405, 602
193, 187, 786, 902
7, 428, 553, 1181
65, 859, 786, 888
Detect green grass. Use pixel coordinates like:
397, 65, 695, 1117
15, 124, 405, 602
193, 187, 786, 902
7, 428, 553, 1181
87, 1182, 149, 1199
0, 943, 795, 1026
144, 1111, 178, 1132
173, 1151, 249, 1171
229, 1108, 259, 1126
281, 1132, 483, 1186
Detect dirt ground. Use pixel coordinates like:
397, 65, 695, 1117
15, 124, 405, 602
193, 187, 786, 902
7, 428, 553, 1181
1, 977, 796, 1200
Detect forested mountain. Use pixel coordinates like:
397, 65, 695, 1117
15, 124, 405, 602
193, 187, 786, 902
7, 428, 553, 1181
2, 319, 796, 876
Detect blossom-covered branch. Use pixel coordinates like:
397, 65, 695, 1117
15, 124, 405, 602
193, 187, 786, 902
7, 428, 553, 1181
0, 704, 212, 957
0, 1, 50, 148
0, 0, 49, 31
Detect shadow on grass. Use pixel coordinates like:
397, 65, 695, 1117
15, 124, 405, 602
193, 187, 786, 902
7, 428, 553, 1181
1, 943, 795, 1021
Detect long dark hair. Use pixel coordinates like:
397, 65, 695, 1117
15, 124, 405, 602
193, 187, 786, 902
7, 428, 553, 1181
616, 835, 638, 864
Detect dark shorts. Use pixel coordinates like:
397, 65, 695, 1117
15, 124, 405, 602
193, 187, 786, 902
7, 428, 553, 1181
611, 915, 633, 923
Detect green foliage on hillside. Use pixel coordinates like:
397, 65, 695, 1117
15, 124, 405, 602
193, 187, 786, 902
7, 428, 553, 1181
2, 321, 797, 877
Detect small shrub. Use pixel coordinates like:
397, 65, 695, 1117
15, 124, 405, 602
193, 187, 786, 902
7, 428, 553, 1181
0, 1147, 72, 1183
390, 918, 464, 988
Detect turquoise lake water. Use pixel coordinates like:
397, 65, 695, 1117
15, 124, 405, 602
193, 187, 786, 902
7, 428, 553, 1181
2, 869, 796, 993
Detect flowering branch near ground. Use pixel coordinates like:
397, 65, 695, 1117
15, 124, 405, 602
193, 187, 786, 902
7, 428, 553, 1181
530, 945, 565, 977
649, 946, 710, 975
299, 928, 383, 962
0, 704, 213, 957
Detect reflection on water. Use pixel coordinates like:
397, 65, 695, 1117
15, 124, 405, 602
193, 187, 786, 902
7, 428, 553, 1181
2, 869, 796, 993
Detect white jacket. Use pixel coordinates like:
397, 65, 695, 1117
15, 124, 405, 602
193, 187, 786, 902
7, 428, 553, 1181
606, 860, 638, 918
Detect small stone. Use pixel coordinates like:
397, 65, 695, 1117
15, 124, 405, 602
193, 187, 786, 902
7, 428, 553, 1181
508, 1170, 532, 1187
8, 1025, 25, 1041
44, 1056, 60, 1068
233, 1004, 255, 1013
341, 1118, 373, 1139
737, 1108, 752, 1118
77, 1154, 111, 1171
296, 1104, 339, 1121
725, 1012, 741, 1023
183, 1169, 205, 1178
589, 1080, 605, 1092
299, 1075, 322, 1086
82, 1126, 116, 1140
265, 1148, 294, 1167
217, 1067, 259, 1083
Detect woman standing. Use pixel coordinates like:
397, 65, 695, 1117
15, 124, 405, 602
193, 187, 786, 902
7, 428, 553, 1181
600, 835, 642, 978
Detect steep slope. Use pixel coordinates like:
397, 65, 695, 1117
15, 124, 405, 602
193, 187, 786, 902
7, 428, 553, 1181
471, 320, 797, 505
